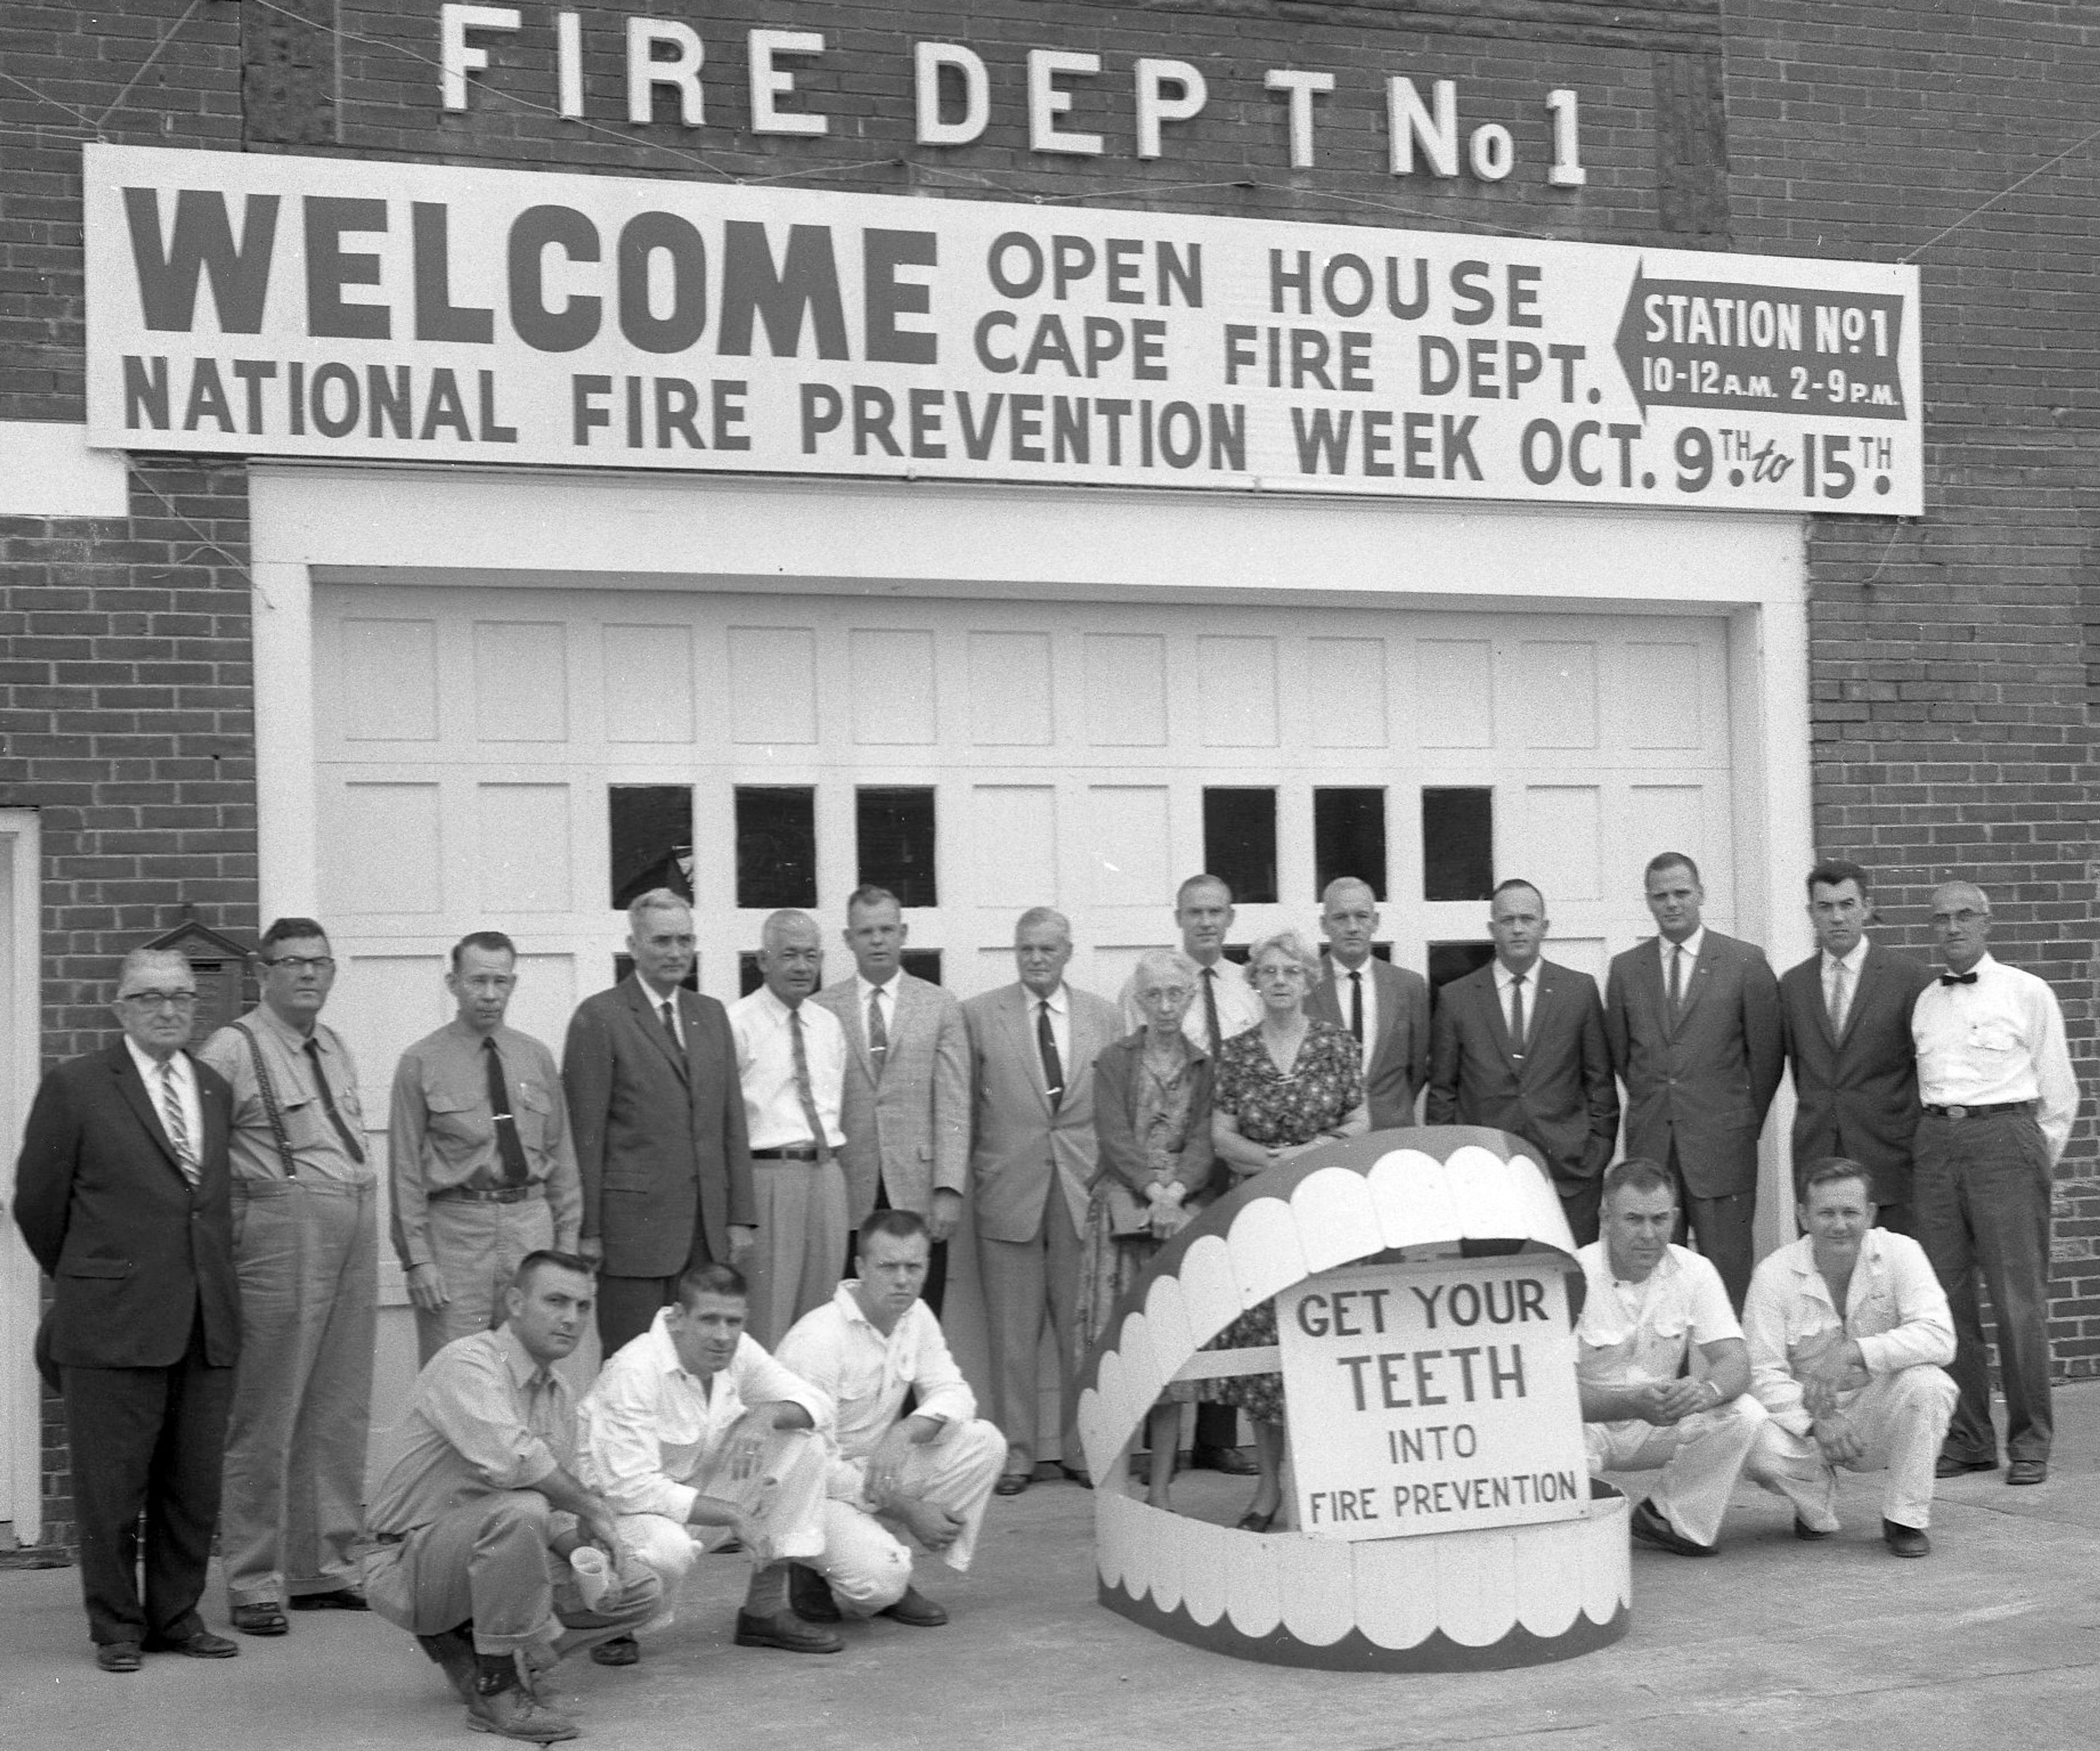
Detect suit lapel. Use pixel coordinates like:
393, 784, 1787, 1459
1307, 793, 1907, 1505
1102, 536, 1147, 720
1520, 964, 1560, 1070
628, 980, 690, 1082
1676, 939, 1715, 1028
1478, 968, 1516, 1066
1838, 945, 1880, 1048
1008, 987, 1054, 1116
110, 1043, 185, 1179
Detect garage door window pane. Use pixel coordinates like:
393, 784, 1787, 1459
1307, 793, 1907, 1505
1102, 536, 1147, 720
1428, 940, 1495, 994
1422, 787, 1494, 902
736, 787, 818, 909
1315, 787, 1387, 901
610, 785, 693, 909
858, 787, 938, 909
1203, 788, 1278, 906
902, 948, 944, 986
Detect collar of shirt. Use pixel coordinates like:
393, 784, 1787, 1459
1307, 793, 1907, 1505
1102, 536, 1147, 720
1824, 938, 1869, 979
443, 1015, 515, 1049
251, 1001, 329, 1055
1029, 983, 1069, 1017
496, 1322, 561, 1400
126, 1035, 193, 1090
855, 972, 900, 1007
1939, 949, 1998, 984
750, 984, 808, 1027
1659, 926, 1706, 969
1492, 960, 1538, 995
1779, 1228, 1887, 1312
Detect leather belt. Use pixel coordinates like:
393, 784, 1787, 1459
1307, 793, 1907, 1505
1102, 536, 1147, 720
432, 1183, 541, 1204
750, 1145, 822, 1161
1922, 1100, 2034, 1120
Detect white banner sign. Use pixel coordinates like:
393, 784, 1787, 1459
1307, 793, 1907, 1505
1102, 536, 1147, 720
84, 143, 1922, 514
1277, 1257, 1587, 1541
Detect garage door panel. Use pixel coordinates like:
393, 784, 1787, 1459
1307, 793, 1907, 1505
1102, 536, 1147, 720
1083, 634, 1169, 746
326, 780, 442, 916
476, 783, 574, 914
967, 784, 1059, 909
337, 618, 439, 744
1512, 641, 1600, 750
602, 623, 696, 744
967, 633, 1055, 746
471, 621, 568, 743
1306, 637, 1390, 749
1196, 636, 1280, 748
1415, 638, 1496, 748
1084, 784, 1173, 908
727, 627, 818, 744
848, 629, 938, 745
1510, 785, 1603, 903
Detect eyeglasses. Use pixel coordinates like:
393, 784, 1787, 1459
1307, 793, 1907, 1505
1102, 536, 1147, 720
120, 990, 199, 1010
1930, 910, 1986, 927
264, 955, 336, 972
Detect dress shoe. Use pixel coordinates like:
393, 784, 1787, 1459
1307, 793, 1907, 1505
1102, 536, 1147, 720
417, 1627, 479, 1703
2007, 1459, 2048, 1486
789, 1563, 842, 1623
733, 1610, 843, 1654
1934, 1454, 1996, 1479
1058, 1463, 1093, 1489
1628, 1497, 1716, 1557
1792, 1516, 1835, 1541
231, 1602, 289, 1636
142, 1628, 240, 1657
95, 1641, 143, 1673
994, 1472, 1030, 1497
877, 1586, 949, 1628
588, 1633, 639, 1666
1191, 1444, 1259, 1476
1882, 1519, 1931, 1557
466, 1681, 578, 1743
289, 1587, 368, 1611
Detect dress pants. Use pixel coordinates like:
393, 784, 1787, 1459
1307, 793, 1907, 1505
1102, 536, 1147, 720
979, 1179, 1083, 1474
1665, 1139, 1756, 1310
221, 1176, 377, 1609
744, 1158, 850, 1350
1585, 1394, 1766, 1547
1915, 1110, 2056, 1463
63, 1310, 237, 1646
1747, 1366, 1958, 1531
597, 1274, 684, 1360
816, 1418, 1005, 1610
414, 1192, 555, 1365
364, 1492, 662, 1657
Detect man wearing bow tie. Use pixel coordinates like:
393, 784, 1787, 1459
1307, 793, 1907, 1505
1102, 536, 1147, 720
1910, 880, 2079, 1486
1778, 861, 1935, 1235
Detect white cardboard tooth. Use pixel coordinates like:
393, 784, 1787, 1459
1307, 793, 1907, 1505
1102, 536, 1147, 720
1288, 1165, 1381, 1274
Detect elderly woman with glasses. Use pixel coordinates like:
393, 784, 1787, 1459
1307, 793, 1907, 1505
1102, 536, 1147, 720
1206, 927, 1367, 1530
1078, 948, 1217, 1509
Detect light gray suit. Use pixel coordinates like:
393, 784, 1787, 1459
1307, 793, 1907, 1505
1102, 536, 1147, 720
964, 979, 1118, 1473
816, 972, 970, 1224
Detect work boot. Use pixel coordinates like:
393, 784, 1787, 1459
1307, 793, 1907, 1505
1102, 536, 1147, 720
468, 1654, 578, 1742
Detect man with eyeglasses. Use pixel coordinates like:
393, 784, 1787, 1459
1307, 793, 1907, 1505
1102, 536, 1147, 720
388, 931, 584, 1364
197, 917, 377, 1636
15, 949, 243, 1671
1909, 881, 2079, 1487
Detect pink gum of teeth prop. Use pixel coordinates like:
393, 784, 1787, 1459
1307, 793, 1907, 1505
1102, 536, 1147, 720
1074, 1128, 1631, 1671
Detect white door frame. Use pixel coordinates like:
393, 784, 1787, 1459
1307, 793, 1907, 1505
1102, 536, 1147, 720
0, 808, 43, 1546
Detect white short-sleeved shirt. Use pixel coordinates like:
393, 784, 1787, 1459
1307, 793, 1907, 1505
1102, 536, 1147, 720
1574, 1241, 1741, 1390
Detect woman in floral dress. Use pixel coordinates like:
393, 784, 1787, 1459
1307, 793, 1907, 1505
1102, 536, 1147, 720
1207, 928, 1367, 1530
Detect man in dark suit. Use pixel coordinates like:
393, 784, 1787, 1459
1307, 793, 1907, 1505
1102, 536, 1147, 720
964, 907, 1119, 1493
1604, 852, 1784, 1309
1427, 879, 1619, 1245
1308, 877, 1431, 1130
1779, 860, 1935, 1235
13, 948, 243, 1671
562, 890, 756, 1355
816, 885, 970, 1314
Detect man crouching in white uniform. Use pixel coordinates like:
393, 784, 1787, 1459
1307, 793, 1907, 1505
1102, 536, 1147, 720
1577, 1158, 1766, 1556
1743, 1157, 1957, 1556
775, 1211, 1005, 1629
576, 1261, 844, 1665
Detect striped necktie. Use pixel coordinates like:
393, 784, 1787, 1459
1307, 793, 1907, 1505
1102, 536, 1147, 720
157, 1059, 200, 1186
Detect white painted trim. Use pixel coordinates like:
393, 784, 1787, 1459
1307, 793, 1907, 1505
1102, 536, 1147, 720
253, 561, 319, 921
0, 809, 44, 1546
0, 422, 128, 520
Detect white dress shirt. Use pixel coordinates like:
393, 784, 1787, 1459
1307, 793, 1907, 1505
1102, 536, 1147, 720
1659, 926, 1706, 996
1742, 1229, 1955, 1437
1031, 983, 1071, 1078
1491, 959, 1532, 1047
577, 1314, 833, 1525
855, 972, 897, 1052
127, 1037, 202, 1168
775, 1282, 977, 1466
1574, 1241, 1741, 1391
634, 974, 684, 1050
1822, 937, 1868, 1034
728, 986, 847, 1151
1911, 952, 2079, 1162
1332, 957, 1382, 1057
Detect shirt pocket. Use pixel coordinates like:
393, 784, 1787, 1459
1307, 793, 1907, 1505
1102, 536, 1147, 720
514, 1080, 553, 1151
423, 1090, 487, 1164
1968, 1019, 2021, 1055
278, 1092, 336, 1152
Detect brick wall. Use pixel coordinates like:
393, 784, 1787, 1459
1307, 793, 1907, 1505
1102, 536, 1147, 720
1, 0, 2093, 1539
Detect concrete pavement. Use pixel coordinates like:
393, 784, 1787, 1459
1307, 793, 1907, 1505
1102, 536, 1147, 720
5, 1381, 2099, 1751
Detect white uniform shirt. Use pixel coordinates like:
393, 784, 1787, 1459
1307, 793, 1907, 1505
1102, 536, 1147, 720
1911, 952, 2079, 1162
775, 1281, 977, 1466
728, 985, 847, 1152
1574, 1241, 1740, 1391
1742, 1230, 1955, 1437
576, 1313, 832, 1525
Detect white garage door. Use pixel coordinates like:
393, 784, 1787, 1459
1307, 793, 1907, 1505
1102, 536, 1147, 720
311, 583, 1739, 1082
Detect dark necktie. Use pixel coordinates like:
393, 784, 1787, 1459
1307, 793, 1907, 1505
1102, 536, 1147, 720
1037, 999, 1064, 1110
1348, 970, 1364, 1044
157, 1060, 200, 1187
1939, 971, 1978, 987
789, 1007, 833, 1162
483, 1037, 530, 1187
1508, 972, 1526, 1058
1201, 967, 1223, 1059
304, 1037, 365, 1163
867, 988, 889, 1081
1667, 944, 1684, 1013
660, 997, 680, 1047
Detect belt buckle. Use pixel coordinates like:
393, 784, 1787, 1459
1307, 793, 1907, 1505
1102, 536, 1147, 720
1946, 1105, 1969, 1120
